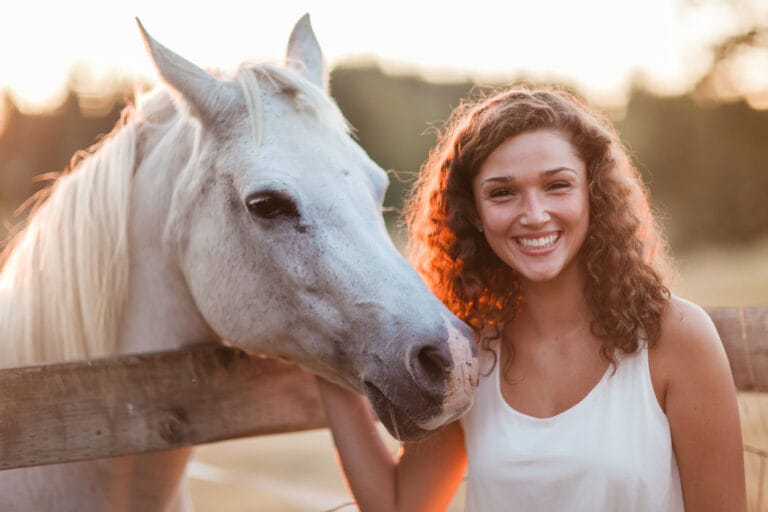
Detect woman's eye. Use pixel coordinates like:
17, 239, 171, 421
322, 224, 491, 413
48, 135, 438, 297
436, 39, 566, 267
547, 181, 571, 191
245, 192, 299, 220
489, 188, 515, 199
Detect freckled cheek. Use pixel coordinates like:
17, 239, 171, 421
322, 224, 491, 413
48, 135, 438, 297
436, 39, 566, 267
561, 204, 587, 222
481, 207, 519, 233
558, 196, 590, 223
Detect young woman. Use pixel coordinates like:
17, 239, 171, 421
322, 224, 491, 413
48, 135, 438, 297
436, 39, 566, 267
317, 86, 746, 511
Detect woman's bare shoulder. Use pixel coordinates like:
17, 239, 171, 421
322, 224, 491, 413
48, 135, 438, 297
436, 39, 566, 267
649, 296, 728, 396
656, 295, 721, 352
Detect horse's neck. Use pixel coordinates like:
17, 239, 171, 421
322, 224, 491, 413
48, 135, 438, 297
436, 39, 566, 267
0, 109, 202, 506
117, 240, 217, 355
7, 142, 204, 508
0, 449, 195, 511
118, 116, 218, 355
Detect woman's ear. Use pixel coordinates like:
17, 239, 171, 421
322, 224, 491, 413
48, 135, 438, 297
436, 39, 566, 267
468, 210, 484, 233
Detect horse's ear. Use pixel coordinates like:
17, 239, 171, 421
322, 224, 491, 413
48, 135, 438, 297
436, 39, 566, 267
136, 18, 237, 126
285, 14, 328, 91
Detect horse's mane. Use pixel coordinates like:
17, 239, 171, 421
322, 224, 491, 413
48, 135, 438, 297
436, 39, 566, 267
0, 61, 348, 368
0, 110, 137, 367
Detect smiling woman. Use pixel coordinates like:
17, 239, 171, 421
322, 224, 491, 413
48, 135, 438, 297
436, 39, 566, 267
317, 84, 747, 511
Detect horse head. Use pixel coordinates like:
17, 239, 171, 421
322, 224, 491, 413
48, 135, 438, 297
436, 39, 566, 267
132, 15, 478, 441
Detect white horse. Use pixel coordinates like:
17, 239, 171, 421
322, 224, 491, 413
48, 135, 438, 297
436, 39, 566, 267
0, 15, 478, 511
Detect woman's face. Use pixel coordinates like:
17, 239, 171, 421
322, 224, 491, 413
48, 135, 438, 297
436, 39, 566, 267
471, 128, 589, 285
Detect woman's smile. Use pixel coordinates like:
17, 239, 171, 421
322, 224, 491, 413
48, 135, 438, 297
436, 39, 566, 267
515, 231, 561, 252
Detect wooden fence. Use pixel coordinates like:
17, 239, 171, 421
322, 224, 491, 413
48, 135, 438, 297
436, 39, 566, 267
0, 305, 766, 471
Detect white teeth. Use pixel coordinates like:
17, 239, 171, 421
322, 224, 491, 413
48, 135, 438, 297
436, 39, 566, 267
517, 233, 558, 249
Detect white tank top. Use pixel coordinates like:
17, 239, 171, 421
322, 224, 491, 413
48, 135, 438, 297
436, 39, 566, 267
460, 339, 684, 512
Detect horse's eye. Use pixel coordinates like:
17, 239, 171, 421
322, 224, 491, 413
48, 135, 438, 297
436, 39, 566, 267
245, 192, 299, 220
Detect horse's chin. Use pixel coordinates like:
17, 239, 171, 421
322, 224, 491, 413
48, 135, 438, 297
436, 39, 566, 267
363, 381, 459, 442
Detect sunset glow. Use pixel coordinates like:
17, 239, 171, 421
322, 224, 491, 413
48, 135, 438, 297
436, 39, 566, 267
1, 0, 760, 112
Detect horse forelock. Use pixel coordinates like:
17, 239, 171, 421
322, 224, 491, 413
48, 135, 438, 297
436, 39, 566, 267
235, 64, 350, 146
0, 109, 137, 367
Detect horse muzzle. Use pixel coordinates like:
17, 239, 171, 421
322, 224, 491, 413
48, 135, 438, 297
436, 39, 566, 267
361, 315, 479, 441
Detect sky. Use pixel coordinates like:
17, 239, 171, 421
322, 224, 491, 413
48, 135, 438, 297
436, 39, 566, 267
0, 0, 762, 111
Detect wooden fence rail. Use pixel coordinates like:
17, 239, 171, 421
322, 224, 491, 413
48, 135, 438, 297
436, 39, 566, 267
0, 345, 326, 471
1, 305, 766, 471
709, 306, 768, 392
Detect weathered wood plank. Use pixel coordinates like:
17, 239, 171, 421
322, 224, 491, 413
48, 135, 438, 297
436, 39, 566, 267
0, 305, 766, 471
0, 344, 326, 470
709, 306, 768, 392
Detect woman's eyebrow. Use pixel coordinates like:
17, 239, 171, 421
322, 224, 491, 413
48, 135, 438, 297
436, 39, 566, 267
543, 167, 578, 177
481, 167, 577, 185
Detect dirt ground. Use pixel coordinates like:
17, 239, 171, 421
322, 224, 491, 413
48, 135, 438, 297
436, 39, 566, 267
189, 426, 469, 512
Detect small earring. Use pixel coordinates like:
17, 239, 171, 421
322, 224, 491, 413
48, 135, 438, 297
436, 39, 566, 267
477, 225, 484, 233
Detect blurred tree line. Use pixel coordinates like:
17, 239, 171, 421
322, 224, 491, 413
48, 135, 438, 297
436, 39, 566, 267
0, 61, 766, 251
332, 65, 768, 250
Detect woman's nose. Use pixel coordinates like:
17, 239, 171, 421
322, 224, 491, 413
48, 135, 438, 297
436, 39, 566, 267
520, 193, 550, 226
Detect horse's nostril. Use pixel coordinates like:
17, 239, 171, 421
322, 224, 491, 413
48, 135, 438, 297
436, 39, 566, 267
363, 381, 390, 413
415, 344, 452, 383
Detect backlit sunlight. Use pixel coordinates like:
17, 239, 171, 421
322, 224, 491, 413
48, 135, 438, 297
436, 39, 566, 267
1, 0, 762, 111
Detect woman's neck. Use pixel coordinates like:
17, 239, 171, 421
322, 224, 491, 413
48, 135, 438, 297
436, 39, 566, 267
515, 261, 591, 341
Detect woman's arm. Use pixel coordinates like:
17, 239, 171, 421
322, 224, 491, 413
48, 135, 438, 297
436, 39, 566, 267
654, 297, 747, 511
316, 377, 467, 512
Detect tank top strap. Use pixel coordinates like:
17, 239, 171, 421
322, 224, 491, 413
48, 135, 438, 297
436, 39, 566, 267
609, 339, 668, 423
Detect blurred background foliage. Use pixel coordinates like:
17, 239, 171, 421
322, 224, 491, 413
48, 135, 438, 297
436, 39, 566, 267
1, 18, 766, 254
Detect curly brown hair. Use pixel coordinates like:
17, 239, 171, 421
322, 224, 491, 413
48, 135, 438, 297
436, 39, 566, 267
405, 85, 672, 358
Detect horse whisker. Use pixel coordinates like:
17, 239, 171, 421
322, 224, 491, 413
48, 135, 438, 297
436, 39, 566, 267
388, 400, 401, 442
